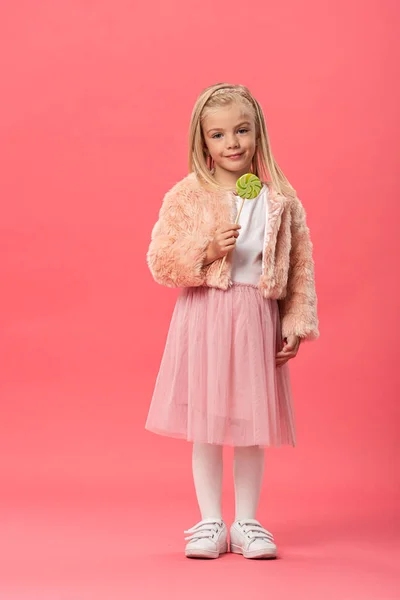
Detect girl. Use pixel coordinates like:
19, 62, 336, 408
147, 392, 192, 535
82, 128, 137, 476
145, 83, 319, 560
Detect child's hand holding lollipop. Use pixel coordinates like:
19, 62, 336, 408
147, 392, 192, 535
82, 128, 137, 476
217, 173, 262, 276
204, 223, 242, 265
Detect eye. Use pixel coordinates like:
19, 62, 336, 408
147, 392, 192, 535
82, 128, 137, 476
212, 133, 222, 139
238, 128, 249, 134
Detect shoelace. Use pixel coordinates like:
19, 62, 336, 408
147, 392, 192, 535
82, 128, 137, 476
237, 519, 275, 542
184, 518, 223, 542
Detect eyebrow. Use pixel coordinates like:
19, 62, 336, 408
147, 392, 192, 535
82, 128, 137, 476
207, 121, 252, 134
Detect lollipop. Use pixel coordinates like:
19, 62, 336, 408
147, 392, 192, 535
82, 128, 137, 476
236, 173, 262, 200
218, 173, 262, 276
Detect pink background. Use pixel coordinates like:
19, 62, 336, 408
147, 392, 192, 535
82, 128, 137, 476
1, 1, 399, 598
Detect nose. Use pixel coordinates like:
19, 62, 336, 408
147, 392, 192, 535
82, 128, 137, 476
226, 134, 240, 149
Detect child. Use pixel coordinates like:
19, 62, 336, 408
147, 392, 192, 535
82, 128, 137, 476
145, 83, 319, 560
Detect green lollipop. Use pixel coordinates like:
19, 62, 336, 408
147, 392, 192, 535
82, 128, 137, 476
218, 173, 262, 276
236, 173, 262, 200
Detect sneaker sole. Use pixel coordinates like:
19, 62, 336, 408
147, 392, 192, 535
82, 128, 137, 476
230, 543, 277, 559
185, 542, 228, 559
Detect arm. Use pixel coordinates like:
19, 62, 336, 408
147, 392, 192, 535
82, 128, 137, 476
278, 197, 319, 341
147, 188, 212, 288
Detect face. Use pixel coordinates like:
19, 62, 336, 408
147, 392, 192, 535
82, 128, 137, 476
202, 102, 257, 178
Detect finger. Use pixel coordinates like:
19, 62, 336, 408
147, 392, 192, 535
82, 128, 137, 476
278, 344, 297, 356
276, 358, 290, 367
276, 358, 290, 365
276, 352, 295, 360
276, 359, 288, 367
282, 340, 295, 349
220, 224, 241, 234
220, 230, 240, 240
221, 235, 236, 246
281, 343, 297, 353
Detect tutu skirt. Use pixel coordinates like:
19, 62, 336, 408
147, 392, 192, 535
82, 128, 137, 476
145, 283, 296, 447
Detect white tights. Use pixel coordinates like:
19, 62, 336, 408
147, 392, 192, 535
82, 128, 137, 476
192, 442, 265, 521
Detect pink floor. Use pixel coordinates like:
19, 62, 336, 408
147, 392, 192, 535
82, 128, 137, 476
1, 379, 399, 600
2, 491, 399, 599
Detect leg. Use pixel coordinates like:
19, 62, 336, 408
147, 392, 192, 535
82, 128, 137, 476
192, 442, 223, 519
231, 446, 277, 558
233, 445, 265, 520
185, 442, 227, 558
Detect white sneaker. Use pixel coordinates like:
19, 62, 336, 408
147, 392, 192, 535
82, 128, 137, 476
184, 518, 228, 559
230, 519, 277, 559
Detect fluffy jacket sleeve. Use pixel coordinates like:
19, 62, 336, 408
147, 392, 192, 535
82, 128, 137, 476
147, 187, 212, 288
278, 197, 319, 341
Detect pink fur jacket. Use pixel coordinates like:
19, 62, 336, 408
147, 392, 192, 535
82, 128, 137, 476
147, 172, 319, 342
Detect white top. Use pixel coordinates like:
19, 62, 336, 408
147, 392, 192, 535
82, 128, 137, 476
230, 184, 268, 285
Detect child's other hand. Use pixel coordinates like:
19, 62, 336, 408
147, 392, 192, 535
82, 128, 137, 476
205, 223, 241, 265
276, 335, 301, 367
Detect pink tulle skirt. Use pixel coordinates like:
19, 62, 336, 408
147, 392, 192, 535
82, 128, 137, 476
145, 283, 296, 447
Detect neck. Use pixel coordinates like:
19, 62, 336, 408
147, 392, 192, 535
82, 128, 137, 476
212, 163, 254, 191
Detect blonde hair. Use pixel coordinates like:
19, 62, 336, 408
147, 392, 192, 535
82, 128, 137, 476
188, 83, 296, 197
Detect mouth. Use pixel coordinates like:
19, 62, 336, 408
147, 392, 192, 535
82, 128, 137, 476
226, 153, 244, 160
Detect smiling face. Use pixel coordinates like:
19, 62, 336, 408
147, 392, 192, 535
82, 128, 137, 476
202, 101, 257, 187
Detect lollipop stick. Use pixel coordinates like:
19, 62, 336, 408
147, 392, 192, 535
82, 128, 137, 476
235, 197, 246, 223
218, 197, 245, 277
